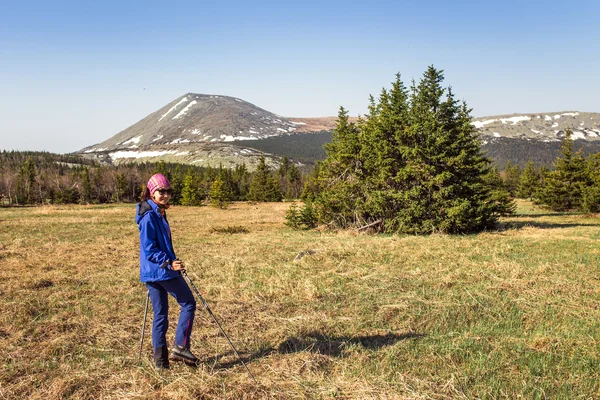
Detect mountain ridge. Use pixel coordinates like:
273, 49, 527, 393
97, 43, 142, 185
77, 93, 600, 169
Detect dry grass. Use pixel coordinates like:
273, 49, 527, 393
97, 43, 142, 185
1, 200, 600, 399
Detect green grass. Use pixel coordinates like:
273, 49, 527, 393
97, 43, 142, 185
1, 200, 600, 399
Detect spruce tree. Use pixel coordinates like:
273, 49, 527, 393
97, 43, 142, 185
517, 161, 539, 200
356, 75, 410, 229
248, 154, 283, 202
170, 164, 183, 205
536, 165, 550, 197
80, 167, 92, 204
483, 167, 516, 216
154, 161, 168, 178
315, 107, 364, 226
209, 176, 229, 208
287, 164, 302, 199
248, 154, 268, 202
217, 165, 236, 202
503, 161, 521, 197
180, 170, 201, 206
265, 174, 283, 201
300, 161, 322, 202
233, 163, 250, 200
538, 129, 587, 211
284, 200, 317, 229
581, 152, 600, 213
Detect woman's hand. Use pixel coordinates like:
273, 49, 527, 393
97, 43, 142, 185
171, 260, 186, 271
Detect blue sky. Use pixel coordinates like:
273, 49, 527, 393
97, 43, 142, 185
1, 0, 598, 153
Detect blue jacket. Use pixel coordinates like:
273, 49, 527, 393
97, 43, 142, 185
136, 199, 180, 282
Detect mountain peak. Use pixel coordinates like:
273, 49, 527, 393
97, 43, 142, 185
77, 94, 332, 169
81, 93, 306, 155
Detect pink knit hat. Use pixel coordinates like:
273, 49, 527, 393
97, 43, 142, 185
147, 174, 171, 195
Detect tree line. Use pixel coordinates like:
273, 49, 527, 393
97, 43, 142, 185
0, 151, 304, 207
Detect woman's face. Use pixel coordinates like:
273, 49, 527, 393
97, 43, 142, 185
151, 187, 172, 206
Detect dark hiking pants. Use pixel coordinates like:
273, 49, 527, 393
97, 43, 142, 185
146, 275, 196, 349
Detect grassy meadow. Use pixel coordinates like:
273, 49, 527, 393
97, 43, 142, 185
1, 200, 600, 399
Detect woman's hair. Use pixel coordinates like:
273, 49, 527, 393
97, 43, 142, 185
141, 185, 151, 201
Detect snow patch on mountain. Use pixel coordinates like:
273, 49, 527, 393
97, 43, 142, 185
110, 150, 176, 160
500, 116, 531, 125
572, 131, 586, 140
173, 100, 197, 119
122, 135, 143, 145
472, 119, 497, 128
159, 97, 189, 121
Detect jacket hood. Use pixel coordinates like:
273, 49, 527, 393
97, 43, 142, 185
136, 199, 158, 224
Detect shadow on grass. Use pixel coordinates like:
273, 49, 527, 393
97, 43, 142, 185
202, 347, 275, 371
498, 220, 600, 230
516, 212, 583, 218
277, 331, 424, 356
202, 331, 424, 370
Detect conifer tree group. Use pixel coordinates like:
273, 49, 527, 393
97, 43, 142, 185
508, 129, 600, 212
304, 67, 509, 234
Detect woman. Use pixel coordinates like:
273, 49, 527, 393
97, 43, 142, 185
136, 173, 198, 369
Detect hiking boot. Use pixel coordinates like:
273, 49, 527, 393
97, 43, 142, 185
154, 345, 169, 370
170, 344, 199, 365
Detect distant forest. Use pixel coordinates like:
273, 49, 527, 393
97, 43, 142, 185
0, 151, 305, 205
237, 131, 600, 168
234, 131, 331, 165
482, 137, 600, 168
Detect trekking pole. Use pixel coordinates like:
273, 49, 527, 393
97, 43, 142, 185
138, 290, 150, 362
181, 270, 257, 383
